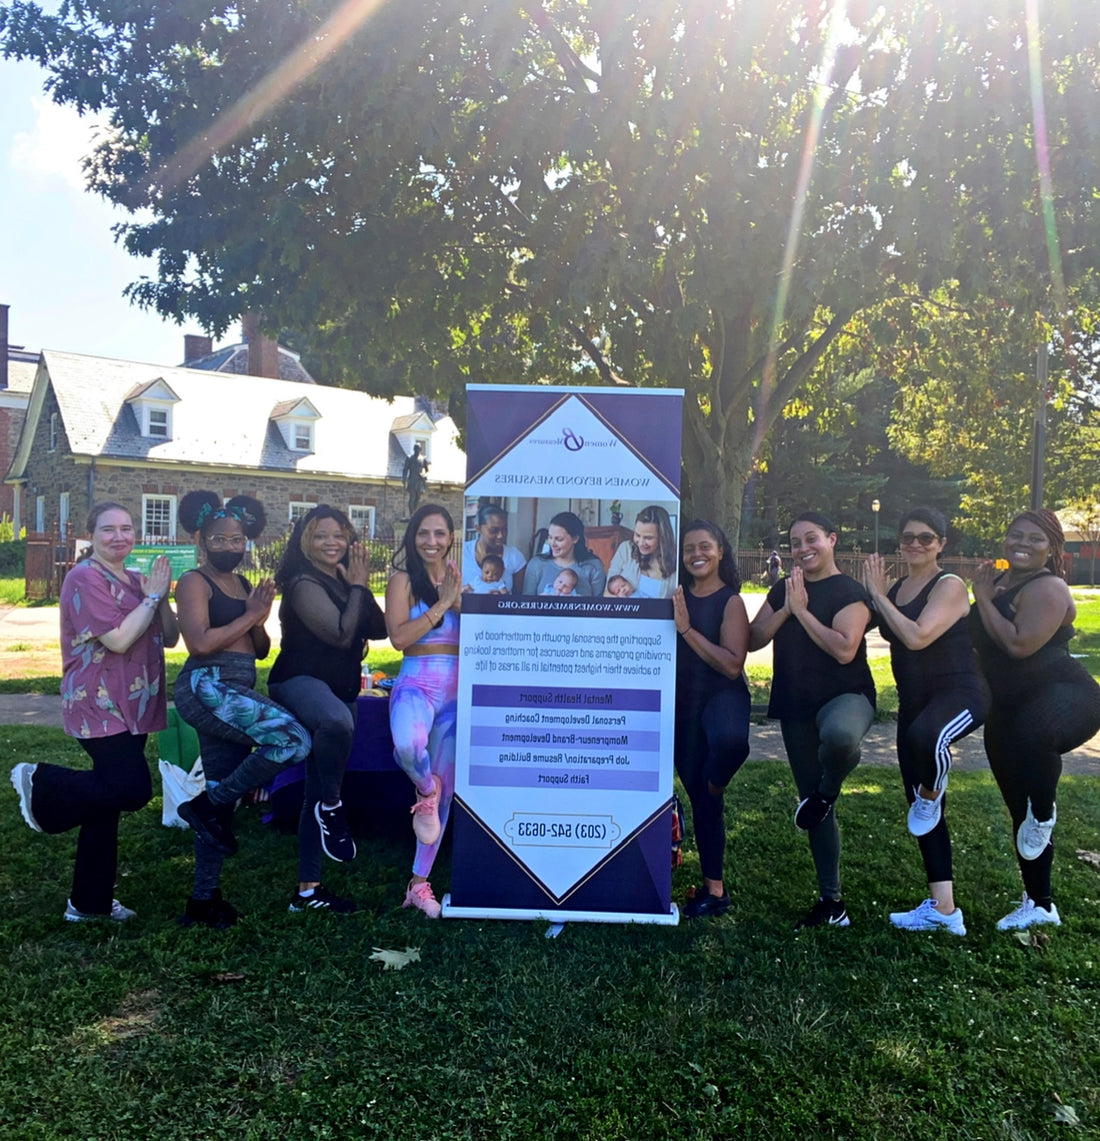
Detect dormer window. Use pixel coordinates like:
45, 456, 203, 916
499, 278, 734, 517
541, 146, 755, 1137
124, 377, 180, 442
271, 396, 321, 453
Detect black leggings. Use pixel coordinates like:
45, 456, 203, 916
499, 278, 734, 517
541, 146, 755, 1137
984, 672, 1100, 904
32, 732, 152, 914
674, 684, 751, 883
896, 688, 985, 885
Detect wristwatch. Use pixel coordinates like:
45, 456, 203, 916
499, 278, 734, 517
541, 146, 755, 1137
143, 593, 162, 609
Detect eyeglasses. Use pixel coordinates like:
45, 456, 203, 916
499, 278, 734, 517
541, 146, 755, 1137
207, 535, 248, 550
899, 531, 939, 548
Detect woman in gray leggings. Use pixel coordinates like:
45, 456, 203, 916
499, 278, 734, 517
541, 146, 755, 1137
749, 511, 875, 930
268, 505, 387, 914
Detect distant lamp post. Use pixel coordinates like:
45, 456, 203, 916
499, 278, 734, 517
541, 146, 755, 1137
872, 498, 881, 554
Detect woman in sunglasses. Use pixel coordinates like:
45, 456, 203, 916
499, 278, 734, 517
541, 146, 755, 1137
863, 508, 987, 937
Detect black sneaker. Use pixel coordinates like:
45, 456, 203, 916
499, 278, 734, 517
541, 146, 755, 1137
794, 792, 837, 831
179, 889, 240, 929
683, 888, 731, 920
315, 800, 357, 862
288, 885, 358, 914
795, 897, 850, 930
179, 791, 238, 856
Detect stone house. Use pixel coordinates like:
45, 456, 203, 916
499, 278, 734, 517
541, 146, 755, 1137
5, 343, 465, 548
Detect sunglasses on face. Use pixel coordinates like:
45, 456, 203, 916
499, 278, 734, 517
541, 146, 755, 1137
899, 531, 939, 548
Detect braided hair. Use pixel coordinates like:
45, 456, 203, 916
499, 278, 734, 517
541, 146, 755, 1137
1009, 509, 1066, 579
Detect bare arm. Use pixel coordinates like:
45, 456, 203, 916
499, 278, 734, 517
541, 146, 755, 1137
384, 562, 460, 652
973, 567, 1073, 658
98, 556, 176, 654
783, 565, 870, 664
863, 560, 970, 651
748, 590, 789, 651
674, 589, 749, 681
175, 572, 274, 657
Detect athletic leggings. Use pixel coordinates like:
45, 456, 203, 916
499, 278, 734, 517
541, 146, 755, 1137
175, 652, 312, 900
269, 675, 358, 886
984, 671, 1100, 906
896, 689, 985, 886
674, 683, 751, 883
781, 692, 875, 900
31, 731, 152, 915
389, 653, 458, 879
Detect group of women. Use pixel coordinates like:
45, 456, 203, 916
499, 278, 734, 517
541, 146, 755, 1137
676, 505, 1100, 932
9, 495, 1099, 936
11, 497, 461, 925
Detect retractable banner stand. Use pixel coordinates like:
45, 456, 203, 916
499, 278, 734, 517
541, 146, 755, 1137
443, 385, 683, 924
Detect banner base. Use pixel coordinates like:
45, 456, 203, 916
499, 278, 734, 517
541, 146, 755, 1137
441, 895, 680, 926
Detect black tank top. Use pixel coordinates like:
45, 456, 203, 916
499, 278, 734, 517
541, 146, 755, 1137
676, 584, 746, 703
970, 570, 1075, 698
883, 572, 981, 708
182, 570, 249, 628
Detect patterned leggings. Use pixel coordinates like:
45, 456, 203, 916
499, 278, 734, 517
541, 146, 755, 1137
389, 654, 458, 878
175, 652, 311, 898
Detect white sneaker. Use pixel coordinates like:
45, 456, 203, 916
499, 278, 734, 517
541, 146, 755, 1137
1016, 800, 1056, 861
889, 898, 966, 936
64, 899, 136, 923
10, 763, 42, 832
907, 788, 943, 837
996, 895, 1061, 931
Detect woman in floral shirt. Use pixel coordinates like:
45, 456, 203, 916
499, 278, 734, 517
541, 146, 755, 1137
10, 502, 178, 922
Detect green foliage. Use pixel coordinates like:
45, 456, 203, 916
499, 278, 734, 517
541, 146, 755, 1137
0, 729, 1099, 1139
5, 1, 1100, 541
0, 540, 26, 577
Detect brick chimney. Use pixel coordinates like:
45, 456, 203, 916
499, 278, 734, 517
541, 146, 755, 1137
184, 334, 213, 364
0, 303, 8, 390
242, 311, 279, 379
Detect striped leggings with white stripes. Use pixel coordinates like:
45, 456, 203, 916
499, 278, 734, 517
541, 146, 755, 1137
896, 689, 986, 885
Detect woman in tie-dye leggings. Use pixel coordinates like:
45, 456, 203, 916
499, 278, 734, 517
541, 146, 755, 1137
385, 504, 461, 918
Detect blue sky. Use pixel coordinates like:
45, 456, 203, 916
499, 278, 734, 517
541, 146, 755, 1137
1, 58, 218, 366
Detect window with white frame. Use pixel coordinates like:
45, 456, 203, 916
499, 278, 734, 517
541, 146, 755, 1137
35, 496, 45, 532
59, 492, 70, 539
414, 434, 431, 462
48, 413, 58, 452
148, 407, 171, 439
291, 421, 313, 451
142, 494, 177, 542
289, 501, 317, 524
348, 505, 375, 539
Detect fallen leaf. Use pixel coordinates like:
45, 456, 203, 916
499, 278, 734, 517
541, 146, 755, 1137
1075, 849, 1100, 870
211, 972, 246, 984
369, 946, 421, 971
1051, 1100, 1080, 1126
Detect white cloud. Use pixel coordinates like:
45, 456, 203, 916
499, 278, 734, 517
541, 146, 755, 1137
11, 95, 107, 190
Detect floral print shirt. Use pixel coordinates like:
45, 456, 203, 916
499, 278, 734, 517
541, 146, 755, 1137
60, 559, 168, 738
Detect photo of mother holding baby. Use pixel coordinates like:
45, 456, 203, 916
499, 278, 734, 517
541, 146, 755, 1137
604, 505, 678, 598
521, 511, 607, 597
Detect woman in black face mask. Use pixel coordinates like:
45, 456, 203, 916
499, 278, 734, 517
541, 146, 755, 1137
172, 491, 311, 927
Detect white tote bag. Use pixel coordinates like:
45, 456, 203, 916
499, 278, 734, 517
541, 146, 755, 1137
158, 756, 205, 828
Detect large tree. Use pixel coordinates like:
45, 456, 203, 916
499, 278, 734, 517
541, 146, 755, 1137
4, 0, 1100, 539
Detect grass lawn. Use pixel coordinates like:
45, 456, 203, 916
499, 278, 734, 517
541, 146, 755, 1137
1, 725, 1099, 1139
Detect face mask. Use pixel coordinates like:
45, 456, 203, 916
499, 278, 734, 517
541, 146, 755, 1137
207, 549, 245, 573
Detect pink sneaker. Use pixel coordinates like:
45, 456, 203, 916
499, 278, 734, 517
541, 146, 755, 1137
403, 879, 442, 919
410, 776, 442, 845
